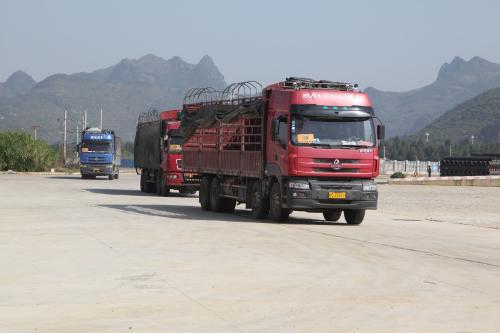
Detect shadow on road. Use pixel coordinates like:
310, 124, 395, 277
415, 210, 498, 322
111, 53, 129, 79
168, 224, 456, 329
48, 176, 110, 180
87, 189, 197, 198
99, 203, 349, 226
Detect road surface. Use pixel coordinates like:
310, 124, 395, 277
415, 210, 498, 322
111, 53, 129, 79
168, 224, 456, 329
1, 174, 499, 332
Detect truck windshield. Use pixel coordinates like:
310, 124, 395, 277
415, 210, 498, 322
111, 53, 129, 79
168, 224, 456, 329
168, 136, 183, 154
81, 141, 112, 152
291, 116, 375, 148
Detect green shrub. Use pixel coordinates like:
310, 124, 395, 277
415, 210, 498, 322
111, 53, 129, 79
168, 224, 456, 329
0, 131, 57, 171
390, 171, 406, 179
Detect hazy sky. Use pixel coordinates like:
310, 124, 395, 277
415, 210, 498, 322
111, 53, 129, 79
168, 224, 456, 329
2, 0, 500, 91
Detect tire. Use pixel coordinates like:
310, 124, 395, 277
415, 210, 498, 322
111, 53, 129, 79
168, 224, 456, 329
210, 178, 236, 213
269, 182, 290, 222
157, 172, 170, 196
344, 209, 365, 225
210, 178, 224, 212
221, 197, 236, 213
114, 173, 119, 179
251, 180, 269, 219
323, 209, 342, 222
140, 173, 146, 192
199, 176, 211, 211
108, 175, 114, 180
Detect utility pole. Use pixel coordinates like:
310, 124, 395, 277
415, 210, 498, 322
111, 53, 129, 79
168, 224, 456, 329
63, 110, 67, 165
100, 108, 103, 130
76, 123, 79, 145
84, 110, 87, 130
32, 125, 40, 140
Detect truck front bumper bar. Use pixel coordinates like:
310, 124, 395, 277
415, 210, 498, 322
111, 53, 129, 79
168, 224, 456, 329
81, 164, 114, 175
284, 178, 378, 211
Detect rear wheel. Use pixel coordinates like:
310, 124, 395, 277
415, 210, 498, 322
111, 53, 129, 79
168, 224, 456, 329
108, 175, 114, 180
199, 176, 211, 211
210, 178, 224, 212
140, 172, 146, 192
344, 209, 365, 225
251, 181, 269, 219
323, 209, 342, 222
269, 182, 290, 222
210, 178, 236, 213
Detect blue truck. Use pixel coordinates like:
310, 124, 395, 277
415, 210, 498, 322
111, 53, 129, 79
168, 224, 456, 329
79, 128, 122, 180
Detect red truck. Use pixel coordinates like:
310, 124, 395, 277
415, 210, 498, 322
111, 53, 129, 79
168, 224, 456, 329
134, 109, 199, 196
181, 78, 384, 224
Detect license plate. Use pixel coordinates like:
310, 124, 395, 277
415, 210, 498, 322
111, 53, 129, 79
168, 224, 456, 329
328, 192, 346, 199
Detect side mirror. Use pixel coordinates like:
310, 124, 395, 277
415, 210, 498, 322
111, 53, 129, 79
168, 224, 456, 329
278, 121, 288, 148
377, 124, 386, 140
271, 118, 280, 140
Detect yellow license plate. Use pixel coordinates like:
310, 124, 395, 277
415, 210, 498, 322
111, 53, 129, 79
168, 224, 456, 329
328, 192, 346, 199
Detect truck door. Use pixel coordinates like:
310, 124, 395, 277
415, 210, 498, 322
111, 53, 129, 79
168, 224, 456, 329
267, 115, 288, 176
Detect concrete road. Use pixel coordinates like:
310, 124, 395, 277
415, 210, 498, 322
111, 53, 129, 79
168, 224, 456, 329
1, 174, 499, 333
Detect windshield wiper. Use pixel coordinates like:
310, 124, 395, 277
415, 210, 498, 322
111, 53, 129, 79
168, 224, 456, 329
342, 144, 371, 148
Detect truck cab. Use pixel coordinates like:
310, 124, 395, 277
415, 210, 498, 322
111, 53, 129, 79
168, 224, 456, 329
79, 128, 121, 180
135, 109, 199, 195
264, 79, 384, 222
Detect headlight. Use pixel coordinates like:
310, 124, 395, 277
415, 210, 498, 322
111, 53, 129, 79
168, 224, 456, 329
362, 183, 377, 191
80, 164, 87, 168
288, 181, 310, 190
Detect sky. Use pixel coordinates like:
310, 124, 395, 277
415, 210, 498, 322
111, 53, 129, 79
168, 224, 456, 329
1, 0, 500, 91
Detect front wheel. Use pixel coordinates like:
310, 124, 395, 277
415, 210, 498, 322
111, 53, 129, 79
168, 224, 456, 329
251, 181, 269, 219
269, 182, 290, 222
344, 209, 365, 225
323, 209, 342, 222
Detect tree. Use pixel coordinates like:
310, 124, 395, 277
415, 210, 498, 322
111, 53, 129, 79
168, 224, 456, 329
0, 131, 57, 171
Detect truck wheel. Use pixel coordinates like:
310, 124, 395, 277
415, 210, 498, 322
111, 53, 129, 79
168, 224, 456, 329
323, 209, 342, 222
108, 175, 114, 180
156, 172, 165, 196
344, 209, 365, 225
251, 181, 269, 219
81, 174, 87, 179
199, 176, 211, 211
114, 173, 119, 179
140, 173, 146, 192
210, 178, 224, 212
221, 197, 236, 213
269, 182, 290, 222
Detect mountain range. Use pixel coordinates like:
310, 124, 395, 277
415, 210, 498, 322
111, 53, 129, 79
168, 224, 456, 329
0, 54, 226, 143
415, 86, 500, 143
1, 55, 500, 145
365, 56, 500, 137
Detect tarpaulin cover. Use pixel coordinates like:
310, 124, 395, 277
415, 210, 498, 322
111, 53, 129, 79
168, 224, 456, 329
134, 121, 161, 169
180, 99, 263, 143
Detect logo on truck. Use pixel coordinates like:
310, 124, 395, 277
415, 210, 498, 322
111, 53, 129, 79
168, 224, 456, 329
331, 159, 342, 170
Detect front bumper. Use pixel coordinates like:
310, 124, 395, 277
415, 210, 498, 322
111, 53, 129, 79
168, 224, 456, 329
81, 164, 114, 175
284, 178, 378, 211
